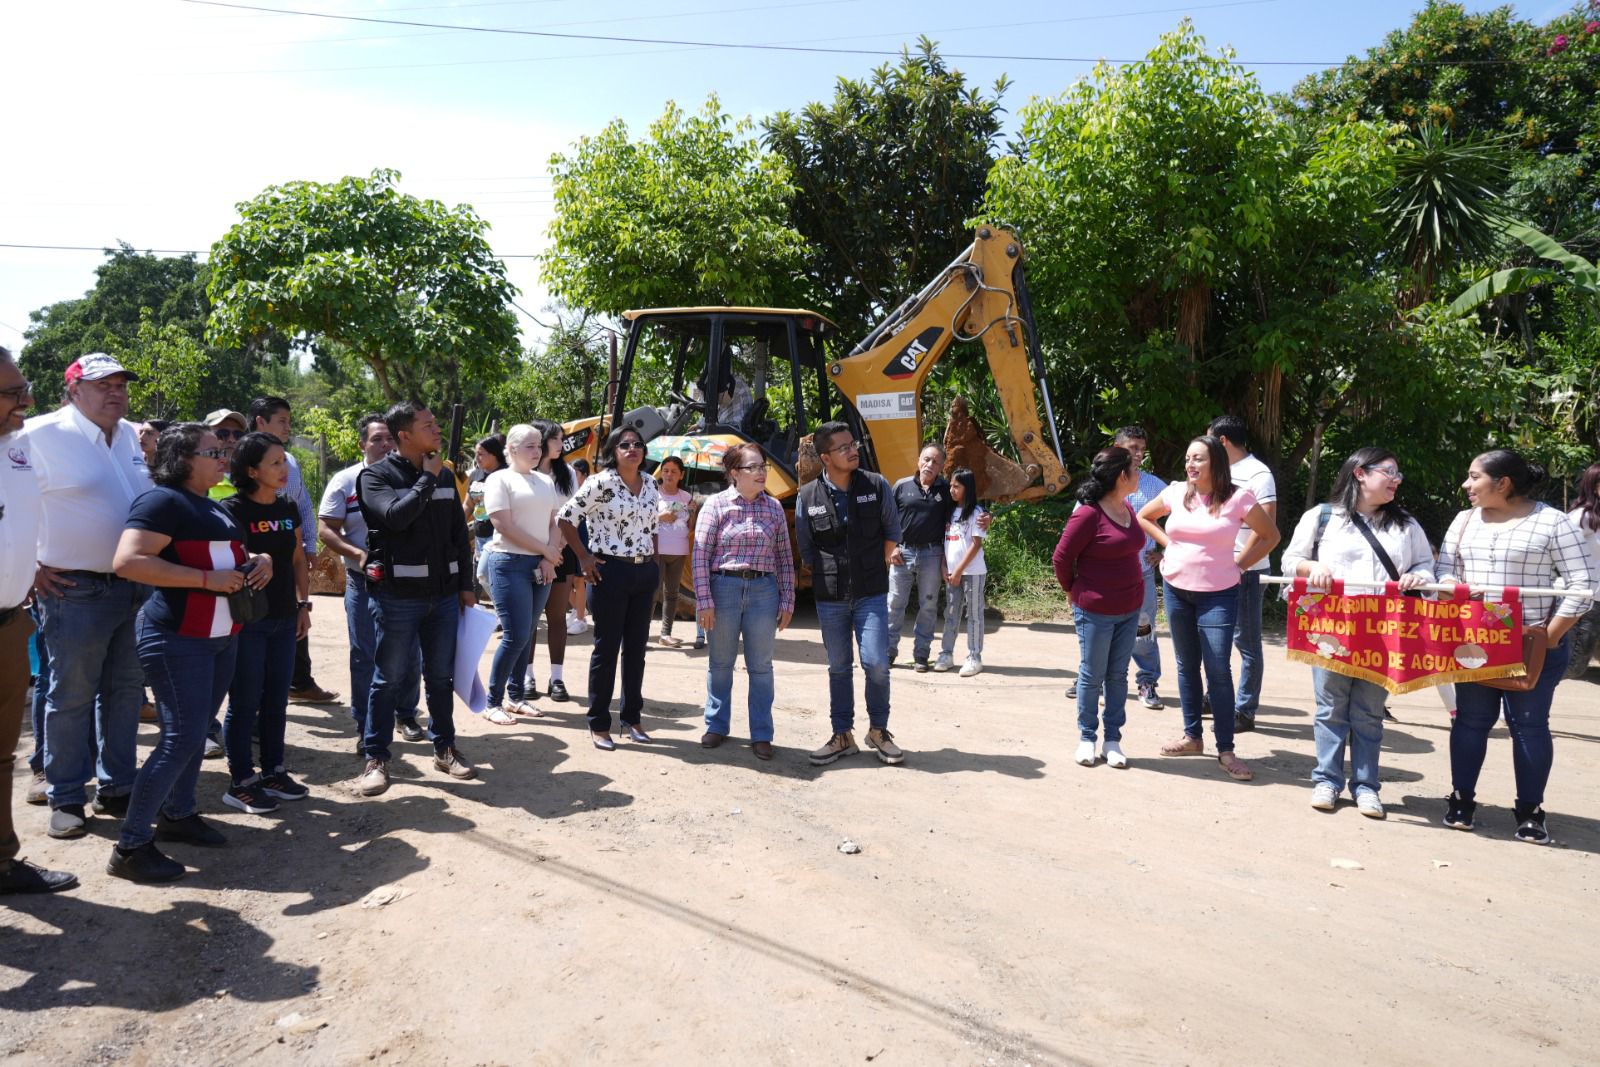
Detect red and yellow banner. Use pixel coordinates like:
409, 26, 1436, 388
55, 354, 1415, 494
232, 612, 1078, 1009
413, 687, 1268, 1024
1284, 579, 1526, 693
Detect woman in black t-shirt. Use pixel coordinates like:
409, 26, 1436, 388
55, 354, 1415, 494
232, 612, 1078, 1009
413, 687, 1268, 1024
110, 423, 272, 883
220, 432, 312, 815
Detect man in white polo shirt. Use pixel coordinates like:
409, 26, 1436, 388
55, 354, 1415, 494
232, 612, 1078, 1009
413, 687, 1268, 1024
27, 353, 152, 840
0, 347, 77, 893
1208, 414, 1277, 733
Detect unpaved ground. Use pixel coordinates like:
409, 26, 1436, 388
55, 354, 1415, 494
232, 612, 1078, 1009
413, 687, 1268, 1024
3, 603, 1599, 1066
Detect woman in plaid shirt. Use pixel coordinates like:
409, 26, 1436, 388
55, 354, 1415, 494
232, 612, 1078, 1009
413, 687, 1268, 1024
692, 444, 796, 760
1437, 449, 1595, 844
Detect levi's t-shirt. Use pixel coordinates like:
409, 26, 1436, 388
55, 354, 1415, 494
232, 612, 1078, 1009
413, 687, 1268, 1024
126, 485, 246, 638
223, 493, 301, 619
1157, 482, 1258, 592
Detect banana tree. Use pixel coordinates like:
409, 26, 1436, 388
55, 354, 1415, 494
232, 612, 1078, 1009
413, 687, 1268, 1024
1448, 220, 1600, 317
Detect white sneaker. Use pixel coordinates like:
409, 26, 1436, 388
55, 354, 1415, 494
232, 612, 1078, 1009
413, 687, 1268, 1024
1310, 782, 1338, 811
1355, 791, 1385, 819
931, 652, 954, 673
1103, 741, 1128, 768
566, 615, 588, 635
958, 655, 982, 677
1075, 740, 1098, 766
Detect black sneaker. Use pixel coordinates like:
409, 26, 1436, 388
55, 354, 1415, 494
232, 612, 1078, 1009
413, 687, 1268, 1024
107, 841, 185, 883
1514, 803, 1549, 845
92, 791, 130, 818
0, 858, 78, 895
155, 813, 227, 847
397, 717, 427, 743
548, 680, 570, 702
913, 658, 929, 673
1443, 791, 1477, 831
260, 771, 309, 801
1233, 714, 1257, 733
694, 635, 706, 650
222, 781, 279, 815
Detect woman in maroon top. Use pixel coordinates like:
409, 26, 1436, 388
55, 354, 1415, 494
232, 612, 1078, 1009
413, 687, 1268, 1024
1052, 447, 1146, 769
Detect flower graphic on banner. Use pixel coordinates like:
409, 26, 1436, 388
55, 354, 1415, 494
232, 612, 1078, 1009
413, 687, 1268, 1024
1295, 593, 1327, 618
1482, 602, 1514, 628
1454, 643, 1489, 670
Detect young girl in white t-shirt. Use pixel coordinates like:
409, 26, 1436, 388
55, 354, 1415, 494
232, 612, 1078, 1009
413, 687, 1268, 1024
934, 468, 988, 677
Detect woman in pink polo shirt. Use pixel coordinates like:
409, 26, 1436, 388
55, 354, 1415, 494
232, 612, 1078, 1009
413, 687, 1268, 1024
1137, 435, 1280, 781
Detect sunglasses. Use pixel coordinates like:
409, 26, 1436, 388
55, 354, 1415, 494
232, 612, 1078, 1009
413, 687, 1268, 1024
214, 428, 244, 440
615, 440, 645, 452
196, 448, 230, 460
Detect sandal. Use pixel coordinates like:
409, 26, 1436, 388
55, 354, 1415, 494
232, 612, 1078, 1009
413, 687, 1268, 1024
484, 706, 518, 727
658, 634, 682, 647
1160, 735, 1204, 757
508, 700, 544, 719
1217, 753, 1254, 782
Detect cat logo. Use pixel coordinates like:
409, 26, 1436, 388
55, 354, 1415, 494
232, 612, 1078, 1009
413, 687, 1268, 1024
882, 327, 943, 380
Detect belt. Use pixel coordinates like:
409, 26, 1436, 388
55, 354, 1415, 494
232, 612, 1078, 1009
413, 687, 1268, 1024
901, 542, 940, 551
714, 569, 771, 580
58, 569, 119, 581
597, 552, 652, 565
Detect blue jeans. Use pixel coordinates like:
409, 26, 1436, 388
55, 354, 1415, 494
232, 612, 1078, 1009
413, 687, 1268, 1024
704, 574, 780, 741
39, 573, 143, 807
1450, 637, 1570, 807
816, 593, 891, 735
887, 545, 944, 663
1311, 668, 1386, 796
474, 534, 492, 587
487, 552, 554, 706
1233, 569, 1265, 715
1165, 580, 1241, 753
344, 575, 420, 729
224, 615, 296, 783
586, 557, 659, 732
366, 590, 460, 761
941, 574, 987, 657
27, 601, 47, 774
119, 613, 238, 849
1073, 605, 1139, 743
1132, 566, 1161, 687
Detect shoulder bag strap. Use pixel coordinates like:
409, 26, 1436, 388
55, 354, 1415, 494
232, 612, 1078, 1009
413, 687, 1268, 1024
1349, 512, 1401, 582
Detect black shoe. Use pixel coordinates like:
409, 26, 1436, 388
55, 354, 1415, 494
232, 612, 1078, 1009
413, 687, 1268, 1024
222, 781, 279, 815
260, 771, 309, 801
694, 636, 706, 650
155, 813, 226, 848
107, 842, 185, 883
1233, 714, 1256, 733
525, 680, 542, 701
91, 791, 130, 818
548, 680, 569, 702
0, 859, 79, 895
1514, 803, 1549, 844
397, 717, 427, 743
913, 659, 929, 673
1443, 791, 1476, 831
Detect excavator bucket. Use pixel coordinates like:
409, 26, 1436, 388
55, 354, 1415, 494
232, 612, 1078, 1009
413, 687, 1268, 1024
940, 396, 1043, 504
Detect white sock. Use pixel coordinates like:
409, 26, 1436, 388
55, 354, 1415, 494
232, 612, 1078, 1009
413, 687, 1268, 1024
550, 664, 564, 682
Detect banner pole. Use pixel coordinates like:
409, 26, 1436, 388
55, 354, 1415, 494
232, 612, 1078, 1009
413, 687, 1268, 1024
1259, 575, 1595, 601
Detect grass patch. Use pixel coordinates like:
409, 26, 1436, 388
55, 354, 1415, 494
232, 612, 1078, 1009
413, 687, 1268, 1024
983, 496, 1073, 620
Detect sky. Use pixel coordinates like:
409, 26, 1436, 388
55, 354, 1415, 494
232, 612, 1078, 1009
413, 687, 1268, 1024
0, 0, 1563, 358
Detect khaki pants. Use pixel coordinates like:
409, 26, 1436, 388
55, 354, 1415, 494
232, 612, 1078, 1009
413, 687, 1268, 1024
0, 607, 34, 864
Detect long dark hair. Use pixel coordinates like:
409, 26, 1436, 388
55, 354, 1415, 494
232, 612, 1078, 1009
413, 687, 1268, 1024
1476, 448, 1548, 501
535, 419, 574, 495
1075, 446, 1133, 505
1572, 461, 1600, 533
151, 423, 208, 489
949, 467, 979, 522
1328, 446, 1412, 531
1182, 435, 1235, 516
229, 431, 284, 496
598, 425, 645, 472
475, 434, 506, 471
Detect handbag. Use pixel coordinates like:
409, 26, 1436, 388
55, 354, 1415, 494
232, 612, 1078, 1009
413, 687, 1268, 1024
1480, 586, 1552, 693
226, 582, 270, 625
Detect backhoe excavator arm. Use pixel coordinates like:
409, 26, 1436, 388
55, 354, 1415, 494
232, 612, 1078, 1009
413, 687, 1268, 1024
822, 226, 1068, 502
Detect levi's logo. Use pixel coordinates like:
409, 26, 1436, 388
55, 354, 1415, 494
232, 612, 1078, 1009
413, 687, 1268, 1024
250, 517, 298, 534
883, 327, 942, 380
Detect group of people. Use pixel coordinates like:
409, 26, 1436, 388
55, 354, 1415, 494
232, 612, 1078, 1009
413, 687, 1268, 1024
2, 343, 1596, 897
1056, 417, 1597, 846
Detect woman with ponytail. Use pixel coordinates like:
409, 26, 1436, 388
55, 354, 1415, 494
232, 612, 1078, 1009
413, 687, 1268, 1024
1437, 449, 1594, 843
1052, 447, 1146, 768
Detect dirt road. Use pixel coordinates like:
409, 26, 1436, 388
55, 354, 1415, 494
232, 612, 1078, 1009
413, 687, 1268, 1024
4, 605, 1598, 1066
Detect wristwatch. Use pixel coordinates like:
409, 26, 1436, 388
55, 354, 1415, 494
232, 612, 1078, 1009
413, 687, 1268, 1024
298, 600, 312, 611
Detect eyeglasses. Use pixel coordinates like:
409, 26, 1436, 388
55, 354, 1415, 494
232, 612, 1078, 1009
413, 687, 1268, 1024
196, 448, 229, 460
733, 463, 766, 473
0, 379, 33, 402
1364, 464, 1403, 482
615, 441, 645, 452
214, 427, 244, 440
826, 440, 860, 455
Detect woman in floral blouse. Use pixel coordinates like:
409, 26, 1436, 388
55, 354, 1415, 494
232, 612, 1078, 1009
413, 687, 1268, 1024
557, 426, 661, 750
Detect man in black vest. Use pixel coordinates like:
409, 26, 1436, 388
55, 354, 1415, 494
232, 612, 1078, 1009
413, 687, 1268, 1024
796, 421, 905, 766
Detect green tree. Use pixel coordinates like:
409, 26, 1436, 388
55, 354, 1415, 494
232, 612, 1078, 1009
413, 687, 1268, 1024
762, 40, 1008, 340
207, 169, 521, 404
542, 97, 806, 315
116, 308, 208, 420
490, 308, 611, 425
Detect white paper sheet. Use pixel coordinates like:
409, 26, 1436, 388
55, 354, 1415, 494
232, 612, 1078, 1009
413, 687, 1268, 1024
453, 605, 498, 714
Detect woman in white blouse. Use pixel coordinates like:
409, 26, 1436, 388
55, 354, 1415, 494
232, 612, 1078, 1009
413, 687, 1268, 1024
557, 426, 660, 750
1282, 448, 1433, 820
1564, 461, 1600, 679
1436, 449, 1594, 844
482, 425, 563, 726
